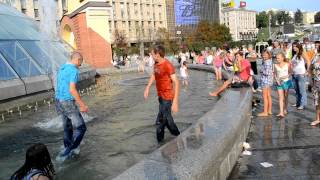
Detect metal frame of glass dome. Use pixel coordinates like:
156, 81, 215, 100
0, 3, 71, 101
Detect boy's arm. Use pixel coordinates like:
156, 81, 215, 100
144, 74, 155, 99
170, 74, 180, 113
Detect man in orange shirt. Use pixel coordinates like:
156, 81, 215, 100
144, 45, 180, 142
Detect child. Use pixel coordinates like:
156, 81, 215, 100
213, 51, 224, 80
180, 61, 189, 86
257, 51, 273, 116
274, 52, 292, 118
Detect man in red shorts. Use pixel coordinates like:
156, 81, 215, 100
144, 45, 180, 142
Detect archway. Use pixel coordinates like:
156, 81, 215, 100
62, 25, 77, 49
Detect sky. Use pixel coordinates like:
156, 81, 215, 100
231, 0, 320, 12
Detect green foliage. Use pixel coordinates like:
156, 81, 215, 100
256, 11, 269, 28
113, 29, 128, 56
268, 11, 277, 27
128, 45, 140, 55
294, 9, 303, 24
315, 11, 320, 23
157, 28, 179, 55
257, 28, 269, 42
276, 11, 292, 25
186, 21, 232, 51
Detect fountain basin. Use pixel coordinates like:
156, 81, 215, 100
0, 69, 217, 179
113, 65, 253, 180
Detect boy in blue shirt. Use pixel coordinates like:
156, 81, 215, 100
55, 52, 88, 161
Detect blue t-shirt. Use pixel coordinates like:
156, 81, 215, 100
55, 63, 79, 100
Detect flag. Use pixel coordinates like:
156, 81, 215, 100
240, 1, 246, 8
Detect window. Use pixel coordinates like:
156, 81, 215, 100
120, 2, 125, 18
127, 3, 130, 18
128, 21, 131, 32
0, 55, 17, 81
0, 41, 43, 77
134, 3, 138, 15
112, 2, 116, 17
34, 9, 39, 18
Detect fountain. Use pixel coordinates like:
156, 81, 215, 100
0, 70, 218, 179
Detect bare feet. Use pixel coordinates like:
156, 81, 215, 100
209, 92, 218, 97
284, 110, 288, 115
276, 113, 285, 118
268, 112, 273, 115
257, 112, 269, 117
311, 120, 320, 126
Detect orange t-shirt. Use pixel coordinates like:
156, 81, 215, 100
154, 59, 175, 100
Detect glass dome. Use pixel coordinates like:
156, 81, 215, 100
0, 3, 83, 101
0, 3, 70, 81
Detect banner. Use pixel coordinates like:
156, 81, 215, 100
175, 0, 200, 25
240, 1, 246, 8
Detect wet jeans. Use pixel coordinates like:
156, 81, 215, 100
292, 74, 307, 107
156, 97, 180, 142
55, 100, 87, 155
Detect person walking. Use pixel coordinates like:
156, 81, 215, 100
144, 45, 180, 142
274, 52, 292, 118
257, 51, 273, 116
55, 52, 88, 161
291, 43, 308, 110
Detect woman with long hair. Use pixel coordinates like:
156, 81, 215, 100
258, 51, 273, 116
11, 143, 55, 180
274, 52, 292, 118
291, 43, 308, 110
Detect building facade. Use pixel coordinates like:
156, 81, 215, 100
303, 12, 316, 25
221, 8, 257, 41
165, 0, 175, 37
109, 0, 168, 45
0, 0, 66, 21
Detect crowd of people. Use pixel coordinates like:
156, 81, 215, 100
182, 38, 320, 124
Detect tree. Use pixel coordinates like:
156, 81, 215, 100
276, 11, 292, 25
315, 11, 320, 23
157, 28, 179, 55
268, 11, 277, 27
256, 11, 269, 28
294, 9, 303, 24
113, 29, 128, 57
186, 21, 232, 51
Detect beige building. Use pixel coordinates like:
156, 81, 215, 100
221, 8, 258, 41
109, 0, 167, 45
165, 0, 175, 37
303, 12, 316, 24
0, 0, 66, 21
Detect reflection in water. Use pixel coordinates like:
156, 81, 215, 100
263, 120, 272, 146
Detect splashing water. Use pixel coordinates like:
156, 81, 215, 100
34, 113, 97, 132
39, 0, 58, 40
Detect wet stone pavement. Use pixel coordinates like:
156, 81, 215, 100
228, 89, 320, 180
